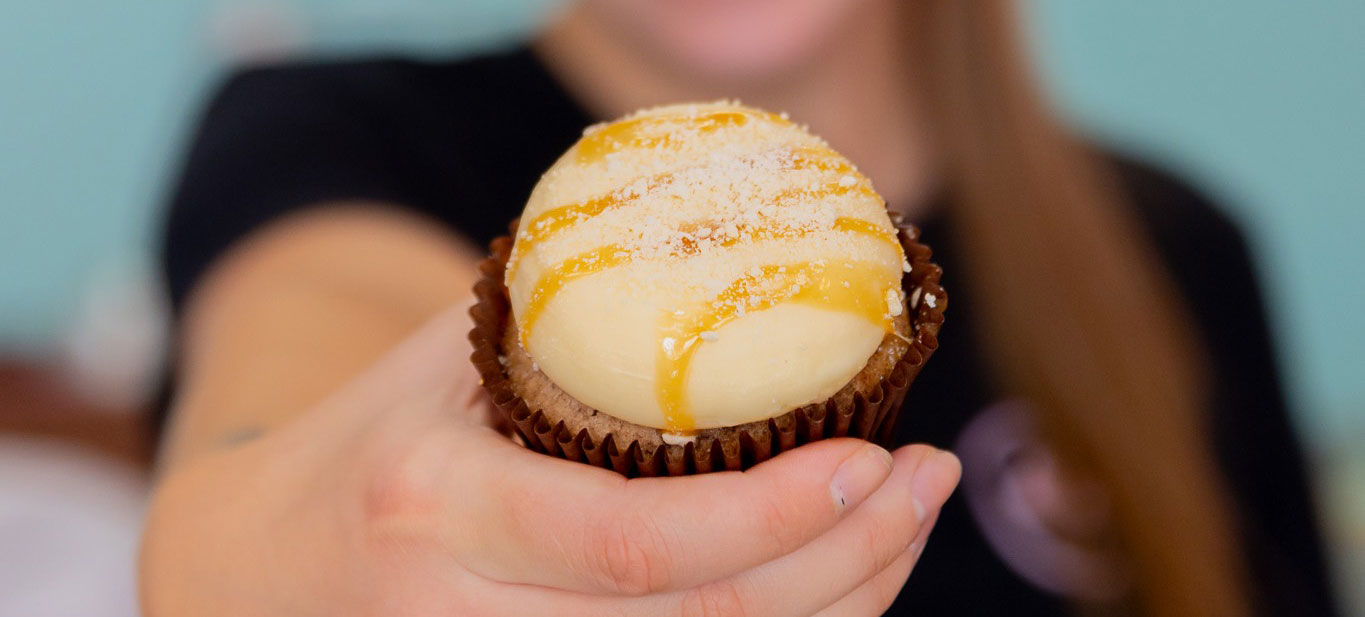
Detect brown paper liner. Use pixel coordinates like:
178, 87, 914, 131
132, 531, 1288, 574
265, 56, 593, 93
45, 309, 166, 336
468, 214, 946, 476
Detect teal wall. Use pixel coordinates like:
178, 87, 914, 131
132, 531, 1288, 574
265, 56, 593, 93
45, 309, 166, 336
1, 0, 1361, 446
1027, 0, 1365, 450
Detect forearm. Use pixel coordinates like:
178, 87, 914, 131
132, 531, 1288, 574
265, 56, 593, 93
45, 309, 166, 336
160, 205, 480, 467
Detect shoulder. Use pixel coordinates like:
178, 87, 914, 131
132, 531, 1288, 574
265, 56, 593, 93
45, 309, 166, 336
1101, 153, 1267, 316
215, 56, 414, 95
1101, 152, 1270, 345
203, 46, 554, 124
1104, 153, 1249, 258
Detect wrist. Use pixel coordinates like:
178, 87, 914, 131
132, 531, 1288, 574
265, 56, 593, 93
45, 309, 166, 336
140, 440, 351, 616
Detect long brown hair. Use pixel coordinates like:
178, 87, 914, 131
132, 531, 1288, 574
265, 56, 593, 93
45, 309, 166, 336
908, 2, 1250, 615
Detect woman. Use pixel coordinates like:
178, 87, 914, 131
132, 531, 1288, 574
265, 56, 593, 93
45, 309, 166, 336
140, 1, 1338, 615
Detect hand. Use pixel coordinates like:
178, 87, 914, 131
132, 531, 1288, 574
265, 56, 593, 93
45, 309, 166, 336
140, 305, 961, 616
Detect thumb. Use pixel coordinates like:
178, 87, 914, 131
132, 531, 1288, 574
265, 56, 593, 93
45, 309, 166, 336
442, 433, 895, 595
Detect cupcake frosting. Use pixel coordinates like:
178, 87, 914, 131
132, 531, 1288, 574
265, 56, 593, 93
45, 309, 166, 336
506, 102, 906, 433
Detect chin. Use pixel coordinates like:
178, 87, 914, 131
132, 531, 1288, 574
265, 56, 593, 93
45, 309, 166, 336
586, 0, 871, 84
665, 37, 824, 84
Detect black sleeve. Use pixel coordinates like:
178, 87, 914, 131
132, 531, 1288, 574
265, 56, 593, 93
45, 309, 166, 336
1119, 162, 1341, 616
160, 61, 416, 313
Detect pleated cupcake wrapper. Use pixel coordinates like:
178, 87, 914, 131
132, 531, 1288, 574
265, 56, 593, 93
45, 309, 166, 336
468, 215, 946, 476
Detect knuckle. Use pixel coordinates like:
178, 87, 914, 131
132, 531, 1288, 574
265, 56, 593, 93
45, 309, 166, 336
872, 553, 917, 612
873, 573, 907, 612
587, 510, 676, 595
678, 579, 750, 617
362, 435, 447, 532
855, 517, 899, 576
756, 491, 801, 555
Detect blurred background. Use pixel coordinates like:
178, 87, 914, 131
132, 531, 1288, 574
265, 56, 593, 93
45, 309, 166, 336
0, 0, 1360, 614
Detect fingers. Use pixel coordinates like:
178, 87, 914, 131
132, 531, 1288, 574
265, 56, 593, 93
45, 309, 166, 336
443, 430, 896, 595
297, 300, 493, 439
314, 301, 475, 414
441, 445, 958, 617
811, 549, 917, 617
810, 507, 944, 617
664, 445, 958, 617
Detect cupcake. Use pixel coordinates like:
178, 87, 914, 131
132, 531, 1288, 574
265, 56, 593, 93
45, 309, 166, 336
469, 102, 945, 476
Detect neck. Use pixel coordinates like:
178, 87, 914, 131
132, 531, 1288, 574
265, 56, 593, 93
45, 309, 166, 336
534, 1, 934, 211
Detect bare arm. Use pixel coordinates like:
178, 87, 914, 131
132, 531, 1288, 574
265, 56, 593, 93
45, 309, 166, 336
160, 204, 480, 466
142, 203, 959, 617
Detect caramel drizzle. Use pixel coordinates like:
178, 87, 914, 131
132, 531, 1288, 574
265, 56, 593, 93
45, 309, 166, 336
655, 260, 896, 432
574, 109, 791, 164
516, 217, 900, 347
507, 145, 858, 278
517, 110, 899, 432
519, 244, 631, 345
507, 172, 675, 280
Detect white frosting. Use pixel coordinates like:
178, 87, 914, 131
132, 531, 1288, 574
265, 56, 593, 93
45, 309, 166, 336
506, 102, 903, 431
660, 432, 698, 446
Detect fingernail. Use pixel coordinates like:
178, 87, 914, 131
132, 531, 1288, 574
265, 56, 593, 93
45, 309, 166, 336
830, 444, 894, 514
910, 448, 961, 524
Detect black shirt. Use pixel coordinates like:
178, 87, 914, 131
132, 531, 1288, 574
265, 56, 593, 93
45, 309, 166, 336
162, 47, 1339, 616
